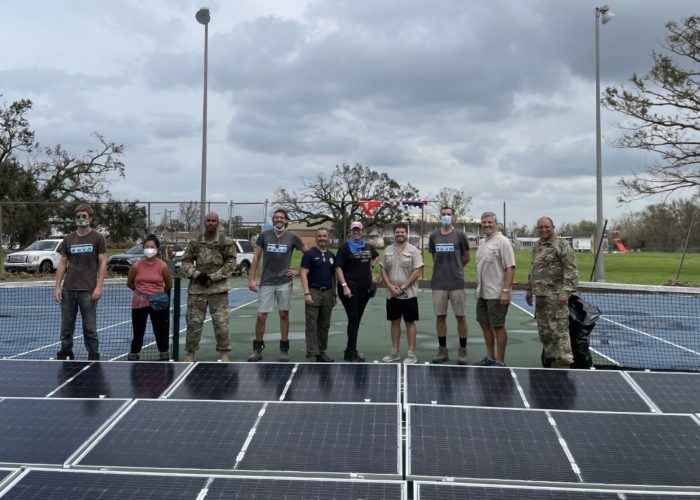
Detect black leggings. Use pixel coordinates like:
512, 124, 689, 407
131, 307, 170, 353
339, 295, 370, 352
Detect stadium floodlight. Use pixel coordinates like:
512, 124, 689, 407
594, 5, 614, 282
196, 8, 210, 232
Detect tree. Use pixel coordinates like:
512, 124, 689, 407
177, 202, 200, 232
275, 163, 418, 243
559, 220, 597, 236
0, 97, 38, 165
615, 198, 699, 251
99, 202, 148, 244
604, 16, 700, 200
432, 187, 472, 217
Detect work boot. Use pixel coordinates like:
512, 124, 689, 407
457, 347, 468, 365
432, 346, 449, 364
218, 351, 230, 362
87, 352, 100, 361
159, 351, 170, 361
184, 351, 196, 363
550, 359, 572, 369
279, 340, 290, 362
247, 340, 265, 362
306, 355, 318, 362
316, 352, 334, 362
127, 353, 139, 361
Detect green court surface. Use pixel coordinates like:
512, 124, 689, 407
176, 277, 544, 368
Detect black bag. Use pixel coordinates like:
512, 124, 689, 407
148, 292, 170, 311
540, 294, 601, 368
367, 282, 377, 298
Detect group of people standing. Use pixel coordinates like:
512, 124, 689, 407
52, 205, 579, 370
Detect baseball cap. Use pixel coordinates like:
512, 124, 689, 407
350, 221, 364, 231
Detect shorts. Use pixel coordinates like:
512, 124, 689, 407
386, 297, 419, 322
476, 297, 509, 328
432, 289, 466, 317
257, 282, 293, 313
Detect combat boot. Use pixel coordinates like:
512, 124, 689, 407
127, 353, 140, 361
550, 359, 572, 369
218, 351, 230, 362
279, 340, 290, 362
432, 346, 449, 364
457, 347, 468, 365
247, 340, 265, 362
184, 351, 196, 363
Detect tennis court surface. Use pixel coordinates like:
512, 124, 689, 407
0, 360, 698, 498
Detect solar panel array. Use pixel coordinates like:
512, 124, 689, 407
0, 360, 699, 499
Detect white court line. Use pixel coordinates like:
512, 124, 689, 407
600, 316, 700, 356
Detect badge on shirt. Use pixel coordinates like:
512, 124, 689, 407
267, 243, 288, 253
70, 244, 94, 254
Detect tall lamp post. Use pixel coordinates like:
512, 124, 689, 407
196, 7, 210, 232
594, 5, 614, 282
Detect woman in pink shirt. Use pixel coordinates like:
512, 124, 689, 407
126, 234, 172, 361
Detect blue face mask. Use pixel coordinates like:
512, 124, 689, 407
440, 215, 452, 226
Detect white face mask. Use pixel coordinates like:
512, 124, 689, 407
144, 248, 158, 259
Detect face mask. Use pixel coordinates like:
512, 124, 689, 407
75, 216, 89, 228
440, 215, 452, 226
273, 223, 286, 232
144, 248, 158, 259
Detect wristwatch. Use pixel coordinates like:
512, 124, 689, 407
502, 288, 511, 293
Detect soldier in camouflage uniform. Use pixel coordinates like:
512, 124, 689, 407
180, 212, 236, 362
526, 216, 578, 368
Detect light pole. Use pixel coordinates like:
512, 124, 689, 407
196, 7, 210, 233
594, 5, 614, 282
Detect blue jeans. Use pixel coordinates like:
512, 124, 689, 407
59, 289, 99, 358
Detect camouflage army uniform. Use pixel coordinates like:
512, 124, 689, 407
527, 237, 578, 364
180, 234, 236, 353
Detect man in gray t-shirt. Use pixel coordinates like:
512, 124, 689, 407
428, 206, 470, 365
247, 208, 308, 362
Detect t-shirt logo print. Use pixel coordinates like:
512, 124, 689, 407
70, 244, 95, 254
266, 243, 288, 254
435, 243, 455, 253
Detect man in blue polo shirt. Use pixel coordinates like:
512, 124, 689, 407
300, 227, 336, 362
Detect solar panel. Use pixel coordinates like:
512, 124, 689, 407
165, 363, 293, 401
76, 400, 263, 470
284, 363, 400, 403
206, 476, 406, 499
0, 360, 89, 397
553, 411, 700, 487
0, 398, 127, 466
628, 372, 700, 414
414, 482, 700, 499
237, 403, 401, 477
513, 368, 653, 412
407, 405, 578, 482
0, 469, 208, 500
404, 365, 525, 407
50, 362, 188, 399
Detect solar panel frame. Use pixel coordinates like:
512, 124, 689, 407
404, 364, 527, 408
49, 361, 190, 399
284, 363, 401, 403
512, 368, 656, 412
0, 359, 91, 397
0, 397, 130, 467
627, 371, 700, 414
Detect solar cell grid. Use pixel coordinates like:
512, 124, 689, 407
553, 411, 700, 487
0, 360, 88, 397
405, 365, 525, 407
514, 368, 653, 412
0, 469, 208, 500
166, 363, 293, 401
285, 363, 399, 403
50, 361, 187, 399
77, 400, 263, 470
628, 372, 700, 414
0, 398, 127, 466
408, 405, 578, 482
238, 403, 401, 476
207, 477, 405, 499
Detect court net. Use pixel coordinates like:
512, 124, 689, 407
577, 282, 700, 372
0, 279, 182, 361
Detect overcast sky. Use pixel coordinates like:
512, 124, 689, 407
2, 0, 698, 228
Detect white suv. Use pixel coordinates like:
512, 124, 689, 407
174, 238, 255, 277
4, 239, 63, 273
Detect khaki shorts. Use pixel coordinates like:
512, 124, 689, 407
432, 289, 466, 317
257, 282, 293, 313
476, 297, 509, 328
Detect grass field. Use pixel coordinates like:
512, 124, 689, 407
3, 247, 699, 286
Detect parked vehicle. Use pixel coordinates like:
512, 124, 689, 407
107, 242, 184, 274
4, 239, 63, 273
174, 238, 254, 277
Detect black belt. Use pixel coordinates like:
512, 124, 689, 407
310, 286, 330, 291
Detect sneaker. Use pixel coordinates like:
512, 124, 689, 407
56, 350, 75, 361
432, 346, 449, 364
382, 351, 401, 363
278, 351, 290, 362
127, 353, 140, 361
403, 352, 418, 364
316, 353, 334, 362
479, 357, 496, 366
494, 361, 506, 367
457, 347, 468, 365
247, 340, 265, 362
344, 350, 364, 362
87, 352, 101, 361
